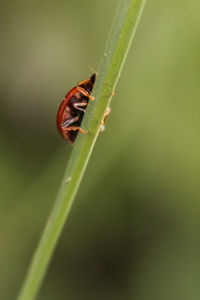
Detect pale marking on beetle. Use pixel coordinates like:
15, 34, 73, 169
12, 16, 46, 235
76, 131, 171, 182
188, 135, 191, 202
65, 106, 70, 112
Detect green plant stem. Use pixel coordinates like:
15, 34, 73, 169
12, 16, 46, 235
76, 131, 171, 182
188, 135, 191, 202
17, 0, 147, 299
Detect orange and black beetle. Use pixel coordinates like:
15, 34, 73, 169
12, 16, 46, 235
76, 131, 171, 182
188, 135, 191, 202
56, 73, 110, 144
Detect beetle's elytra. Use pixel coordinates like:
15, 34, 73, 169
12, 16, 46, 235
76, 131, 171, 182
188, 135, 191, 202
56, 74, 96, 143
56, 73, 110, 144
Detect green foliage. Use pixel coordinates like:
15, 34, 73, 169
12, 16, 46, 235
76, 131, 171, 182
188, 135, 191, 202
1, 0, 200, 300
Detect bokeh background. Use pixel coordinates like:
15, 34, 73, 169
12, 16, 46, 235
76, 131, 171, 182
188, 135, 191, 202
1, 0, 200, 299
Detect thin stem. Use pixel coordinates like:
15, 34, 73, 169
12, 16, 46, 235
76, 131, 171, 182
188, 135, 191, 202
17, 0, 147, 299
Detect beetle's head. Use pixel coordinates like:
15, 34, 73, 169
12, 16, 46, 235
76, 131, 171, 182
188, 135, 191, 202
78, 73, 96, 92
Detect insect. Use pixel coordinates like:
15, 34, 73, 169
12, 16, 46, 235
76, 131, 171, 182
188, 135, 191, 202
56, 73, 110, 144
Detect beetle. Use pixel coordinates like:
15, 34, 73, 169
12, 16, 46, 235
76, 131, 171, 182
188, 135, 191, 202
56, 73, 110, 144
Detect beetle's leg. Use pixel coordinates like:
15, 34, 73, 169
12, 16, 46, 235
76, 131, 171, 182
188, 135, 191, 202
99, 107, 111, 132
62, 116, 79, 128
73, 101, 87, 112
77, 86, 94, 101
63, 126, 87, 134
62, 116, 87, 133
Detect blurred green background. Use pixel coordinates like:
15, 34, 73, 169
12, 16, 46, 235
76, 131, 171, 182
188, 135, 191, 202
1, 0, 200, 299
